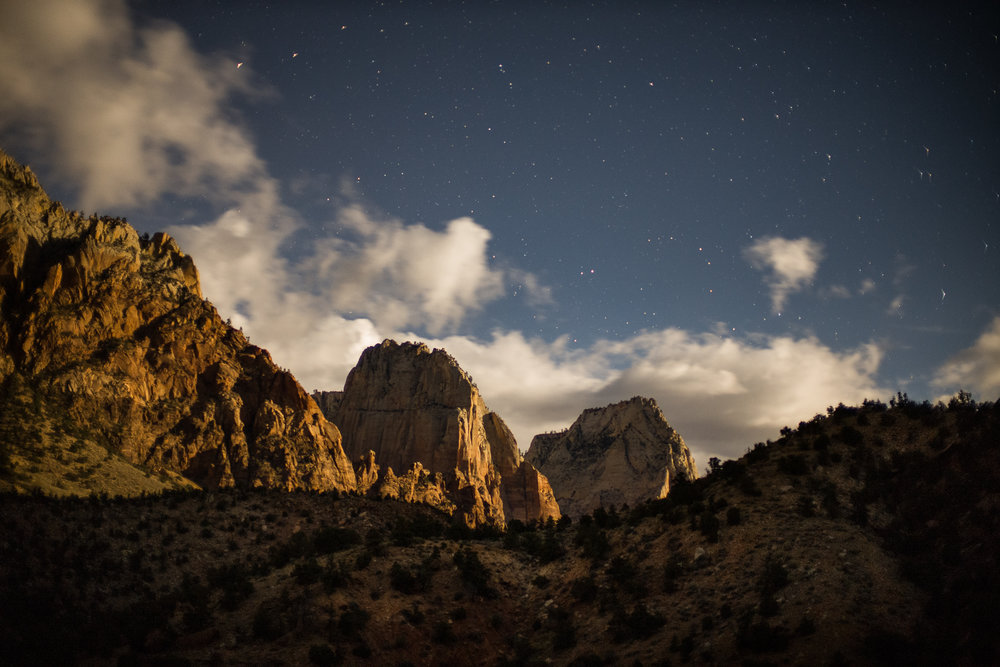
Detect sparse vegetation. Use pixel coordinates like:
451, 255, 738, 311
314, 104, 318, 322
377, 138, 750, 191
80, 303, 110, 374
0, 395, 996, 663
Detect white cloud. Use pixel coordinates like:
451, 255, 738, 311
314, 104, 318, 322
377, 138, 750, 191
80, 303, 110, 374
424, 328, 887, 471
169, 200, 515, 389
743, 236, 824, 312
0, 0, 262, 210
932, 316, 1000, 400
302, 206, 506, 333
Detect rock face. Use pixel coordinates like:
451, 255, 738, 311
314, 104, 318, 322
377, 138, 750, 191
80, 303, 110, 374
525, 396, 697, 517
316, 340, 559, 526
0, 150, 356, 493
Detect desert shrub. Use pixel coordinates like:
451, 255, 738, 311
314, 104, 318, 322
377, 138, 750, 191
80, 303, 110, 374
337, 602, 370, 638
837, 426, 864, 447
663, 554, 684, 593
574, 523, 611, 561
566, 575, 596, 604
207, 561, 254, 610
745, 441, 770, 464
737, 616, 790, 652
308, 643, 342, 666
759, 555, 789, 594
699, 510, 720, 542
550, 607, 577, 651
389, 561, 432, 594
354, 550, 373, 570
402, 604, 425, 625
609, 605, 666, 642
293, 557, 323, 586
739, 474, 763, 496
606, 556, 637, 584
313, 526, 360, 555
431, 619, 456, 644
453, 547, 496, 598
778, 454, 810, 476
252, 602, 289, 640
726, 507, 742, 525
797, 616, 817, 636
797, 495, 816, 517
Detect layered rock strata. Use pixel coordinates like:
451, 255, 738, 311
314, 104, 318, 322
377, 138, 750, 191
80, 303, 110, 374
316, 340, 559, 526
526, 396, 697, 517
0, 150, 356, 492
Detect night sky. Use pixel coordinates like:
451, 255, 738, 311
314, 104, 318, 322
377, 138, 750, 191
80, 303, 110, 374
1, 1, 998, 468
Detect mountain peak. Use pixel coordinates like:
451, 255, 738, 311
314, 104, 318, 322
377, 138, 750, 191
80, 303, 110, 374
526, 396, 697, 516
319, 339, 559, 526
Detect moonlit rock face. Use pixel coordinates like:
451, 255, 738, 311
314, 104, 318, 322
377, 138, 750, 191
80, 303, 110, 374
320, 339, 559, 526
526, 396, 697, 517
0, 150, 357, 493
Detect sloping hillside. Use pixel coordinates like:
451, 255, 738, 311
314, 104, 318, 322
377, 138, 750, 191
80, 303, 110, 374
2, 395, 996, 665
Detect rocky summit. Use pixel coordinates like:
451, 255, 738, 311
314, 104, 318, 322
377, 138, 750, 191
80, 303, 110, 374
0, 150, 356, 494
315, 340, 559, 526
526, 396, 697, 517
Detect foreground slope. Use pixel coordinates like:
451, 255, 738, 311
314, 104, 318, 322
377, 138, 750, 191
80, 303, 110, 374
0, 150, 355, 493
2, 395, 996, 665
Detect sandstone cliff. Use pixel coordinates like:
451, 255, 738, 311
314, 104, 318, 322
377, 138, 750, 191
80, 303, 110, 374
315, 340, 559, 526
0, 150, 356, 493
526, 396, 697, 517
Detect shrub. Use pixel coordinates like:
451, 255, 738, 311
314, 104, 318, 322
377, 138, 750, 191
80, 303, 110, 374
610, 605, 666, 642
778, 454, 810, 476
570, 575, 598, 603
293, 557, 323, 586
699, 510, 720, 542
308, 643, 341, 666
338, 603, 370, 638
453, 548, 496, 598
431, 619, 456, 644
726, 507, 742, 526
313, 526, 360, 555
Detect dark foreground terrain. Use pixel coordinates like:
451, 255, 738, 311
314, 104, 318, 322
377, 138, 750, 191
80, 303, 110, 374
2, 395, 998, 665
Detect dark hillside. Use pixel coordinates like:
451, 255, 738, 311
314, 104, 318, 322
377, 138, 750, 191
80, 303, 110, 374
1, 396, 997, 665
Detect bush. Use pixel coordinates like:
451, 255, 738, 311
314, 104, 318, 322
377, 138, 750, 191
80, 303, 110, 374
453, 548, 496, 598
610, 605, 666, 642
308, 643, 341, 666
726, 507, 742, 526
777, 454, 810, 476
389, 561, 432, 595
431, 619, 456, 644
570, 575, 598, 603
338, 603, 370, 638
313, 526, 360, 555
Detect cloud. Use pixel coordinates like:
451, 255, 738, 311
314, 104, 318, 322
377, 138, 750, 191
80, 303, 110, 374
301, 206, 507, 333
0, 0, 262, 210
743, 236, 824, 312
932, 316, 1000, 400
424, 328, 887, 470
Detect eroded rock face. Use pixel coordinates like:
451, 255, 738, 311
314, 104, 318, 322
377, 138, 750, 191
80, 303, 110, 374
525, 396, 697, 517
317, 340, 559, 526
0, 150, 356, 493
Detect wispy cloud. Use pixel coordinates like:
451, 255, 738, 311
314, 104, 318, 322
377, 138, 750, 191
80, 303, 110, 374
932, 316, 1000, 400
0, 0, 263, 210
743, 236, 824, 313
